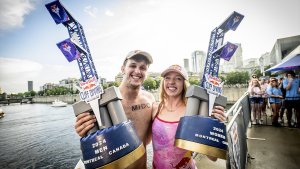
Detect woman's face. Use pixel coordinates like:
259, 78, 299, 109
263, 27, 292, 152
271, 80, 277, 87
163, 72, 184, 98
252, 80, 259, 86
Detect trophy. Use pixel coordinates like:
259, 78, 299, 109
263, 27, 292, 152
72, 79, 145, 169
174, 77, 228, 159
175, 11, 244, 160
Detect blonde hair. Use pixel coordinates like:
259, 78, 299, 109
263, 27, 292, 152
159, 78, 190, 106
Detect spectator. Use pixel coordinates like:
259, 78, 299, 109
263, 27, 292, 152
266, 78, 283, 127
283, 70, 300, 128
248, 78, 263, 124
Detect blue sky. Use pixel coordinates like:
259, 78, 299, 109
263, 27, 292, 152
0, 0, 300, 93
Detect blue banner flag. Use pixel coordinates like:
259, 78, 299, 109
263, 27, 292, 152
226, 12, 244, 31
45, 0, 69, 24
220, 42, 238, 61
57, 39, 81, 62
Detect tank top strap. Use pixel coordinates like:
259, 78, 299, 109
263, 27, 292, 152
153, 102, 163, 120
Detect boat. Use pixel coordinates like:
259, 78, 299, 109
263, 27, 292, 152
0, 107, 4, 118
51, 99, 68, 107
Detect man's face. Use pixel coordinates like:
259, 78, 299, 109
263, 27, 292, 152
121, 59, 148, 88
287, 74, 293, 79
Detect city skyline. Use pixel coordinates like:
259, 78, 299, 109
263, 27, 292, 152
0, 0, 300, 93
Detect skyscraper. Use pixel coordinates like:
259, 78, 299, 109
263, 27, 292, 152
28, 81, 33, 91
191, 50, 206, 73
183, 58, 190, 72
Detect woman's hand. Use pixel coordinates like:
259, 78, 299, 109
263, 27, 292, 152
75, 112, 97, 137
211, 106, 226, 122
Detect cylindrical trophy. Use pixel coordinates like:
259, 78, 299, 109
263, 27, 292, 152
73, 85, 145, 169
175, 80, 228, 159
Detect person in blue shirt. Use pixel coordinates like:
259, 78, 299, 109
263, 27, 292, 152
267, 78, 283, 127
282, 71, 300, 128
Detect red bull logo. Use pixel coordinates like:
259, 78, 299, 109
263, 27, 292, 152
78, 76, 103, 103
204, 74, 223, 96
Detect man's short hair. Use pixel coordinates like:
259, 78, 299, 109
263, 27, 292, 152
286, 70, 295, 77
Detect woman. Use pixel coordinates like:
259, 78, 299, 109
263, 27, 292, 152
151, 65, 226, 169
266, 78, 283, 127
260, 78, 269, 116
248, 78, 263, 124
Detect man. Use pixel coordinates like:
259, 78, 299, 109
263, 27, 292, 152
75, 50, 157, 169
283, 70, 300, 128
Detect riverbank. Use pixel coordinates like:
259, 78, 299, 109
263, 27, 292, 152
32, 87, 247, 104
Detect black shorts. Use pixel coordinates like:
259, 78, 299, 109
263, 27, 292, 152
250, 97, 263, 104
285, 100, 300, 110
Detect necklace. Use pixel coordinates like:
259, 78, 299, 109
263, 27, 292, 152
165, 106, 176, 112
165, 102, 182, 112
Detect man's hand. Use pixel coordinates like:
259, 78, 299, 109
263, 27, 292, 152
211, 106, 226, 122
75, 112, 97, 137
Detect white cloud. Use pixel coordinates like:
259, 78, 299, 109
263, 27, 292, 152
104, 9, 114, 17
0, 58, 78, 94
84, 6, 99, 18
0, 0, 35, 31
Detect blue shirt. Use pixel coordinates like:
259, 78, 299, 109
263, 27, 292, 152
283, 78, 300, 100
266, 86, 282, 103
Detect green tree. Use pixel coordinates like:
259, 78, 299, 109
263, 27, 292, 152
17, 93, 24, 97
30, 90, 37, 96
102, 83, 109, 90
108, 82, 120, 87
24, 91, 31, 97
38, 91, 44, 96
189, 78, 200, 85
253, 65, 272, 78
225, 71, 249, 85
154, 78, 162, 89
143, 77, 156, 90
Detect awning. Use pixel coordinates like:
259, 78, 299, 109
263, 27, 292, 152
265, 54, 300, 72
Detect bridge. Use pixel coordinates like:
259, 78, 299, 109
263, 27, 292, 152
0, 97, 33, 105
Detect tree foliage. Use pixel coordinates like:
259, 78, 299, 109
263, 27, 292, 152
253, 65, 272, 78
108, 82, 120, 88
42, 86, 72, 96
188, 78, 200, 85
225, 71, 249, 85
143, 77, 157, 90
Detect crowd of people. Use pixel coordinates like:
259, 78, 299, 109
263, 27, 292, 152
248, 71, 300, 128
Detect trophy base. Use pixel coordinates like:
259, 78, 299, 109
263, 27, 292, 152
175, 116, 227, 159
97, 143, 145, 169
80, 120, 145, 169
175, 139, 226, 159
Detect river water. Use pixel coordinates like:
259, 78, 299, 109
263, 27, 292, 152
0, 104, 82, 168
0, 103, 155, 169
0, 103, 231, 168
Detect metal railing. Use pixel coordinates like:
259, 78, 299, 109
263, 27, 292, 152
225, 91, 251, 169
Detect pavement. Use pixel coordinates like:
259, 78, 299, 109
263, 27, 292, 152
195, 108, 300, 169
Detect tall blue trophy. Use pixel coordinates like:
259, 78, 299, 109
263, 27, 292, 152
46, 1, 145, 168
175, 11, 244, 159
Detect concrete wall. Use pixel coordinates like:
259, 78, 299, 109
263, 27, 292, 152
33, 87, 247, 104
222, 87, 247, 104
33, 95, 80, 104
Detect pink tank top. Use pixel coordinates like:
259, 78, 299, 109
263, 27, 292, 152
152, 116, 197, 169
